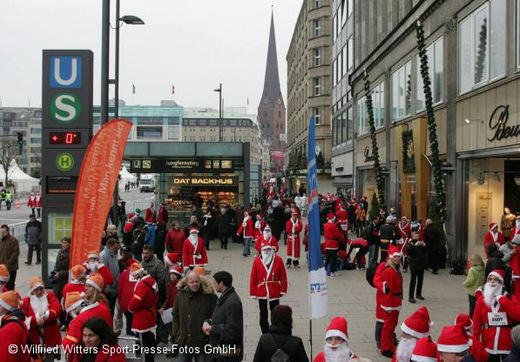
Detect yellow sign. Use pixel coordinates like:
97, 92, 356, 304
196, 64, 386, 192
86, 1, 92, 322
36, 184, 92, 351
172, 176, 237, 186
56, 153, 74, 171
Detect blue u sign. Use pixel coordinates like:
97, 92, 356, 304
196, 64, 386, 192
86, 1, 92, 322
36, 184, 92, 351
50, 56, 82, 88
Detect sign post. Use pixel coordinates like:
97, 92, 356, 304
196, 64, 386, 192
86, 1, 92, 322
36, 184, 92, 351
41, 50, 93, 283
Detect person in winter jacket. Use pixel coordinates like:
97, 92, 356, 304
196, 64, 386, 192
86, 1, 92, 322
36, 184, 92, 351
454, 313, 489, 362
324, 213, 342, 277
165, 221, 185, 253
253, 305, 308, 362
157, 265, 183, 345
217, 207, 232, 249
51, 236, 70, 300
99, 238, 120, 315
237, 211, 254, 257
117, 261, 137, 337
73, 317, 125, 362
182, 228, 209, 268
407, 231, 427, 303
505, 325, 520, 362
24, 214, 42, 265
484, 223, 505, 257
463, 254, 486, 317
0, 291, 31, 362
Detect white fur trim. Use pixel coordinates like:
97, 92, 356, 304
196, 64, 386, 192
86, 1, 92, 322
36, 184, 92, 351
0, 298, 13, 311
325, 329, 348, 342
0, 275, 9, 282
437, 343, 469, 353
411, 355, 437, 362
29, 281, 45, 294
401, 322, 429, 339
488, 271, 504, 283
65, 299, 83, 313
85, 279, 102, 292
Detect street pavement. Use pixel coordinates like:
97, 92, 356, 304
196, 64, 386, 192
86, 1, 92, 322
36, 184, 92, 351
15, 236, 467, 361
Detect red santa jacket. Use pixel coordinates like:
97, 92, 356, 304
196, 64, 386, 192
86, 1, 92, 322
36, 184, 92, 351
63, 302, 112, 354
250, 255, 288, 300
117, 269, 137, 314
237, 217, 254, 238
381, 265, 403, 311
61, 282, 86, 301
254, 219, 266, 240
469, 335, 489, 362
483, 231, 505, 251
182, 237, 208, 267
128, 274, 158, 333
145, 207, 155, 223
396, 222, 411, 240
285, 218, 303, 241
35, 196, 42, 208
157, 205, 169, 225
166, 229, 185, 253
27, 196, 35, 208
21, 291, 62, 347
0, 313, 30, 362
336, 208, 348, 221
473, 293, 520, 354
71, 345, 126, 362
163, 279, 179, 310
255, 235, 279, 253
373, 262, 387, 322
324, 221, 342, 250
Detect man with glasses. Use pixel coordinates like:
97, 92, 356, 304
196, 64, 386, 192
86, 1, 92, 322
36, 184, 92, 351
0, 225, 19, 290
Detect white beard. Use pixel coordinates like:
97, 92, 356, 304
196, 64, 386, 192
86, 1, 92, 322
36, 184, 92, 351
261, 252, 273, 265
323, 342, 351, 362
189, 235, 198, 246
483, 282, 503, 307
87, 262, 98, 272
30, 294, 49, 317
516, 221, 520, 229
395, 337, 417, 362
263, 232, 272, 240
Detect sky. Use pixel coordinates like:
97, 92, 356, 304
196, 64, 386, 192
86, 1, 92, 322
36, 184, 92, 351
0, 0, 301, 112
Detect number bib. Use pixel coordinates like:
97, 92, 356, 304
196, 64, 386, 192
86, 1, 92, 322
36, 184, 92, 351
488, 312, 508, 326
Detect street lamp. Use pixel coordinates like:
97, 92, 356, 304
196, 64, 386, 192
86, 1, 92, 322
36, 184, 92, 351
114, 2, 145, 118
214, 83, 222, 142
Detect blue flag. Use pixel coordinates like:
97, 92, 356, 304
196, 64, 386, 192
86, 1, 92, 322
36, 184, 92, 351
307, 115, 328, 319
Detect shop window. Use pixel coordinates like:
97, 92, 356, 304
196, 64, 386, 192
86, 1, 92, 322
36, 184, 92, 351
213, 160, 221, 168
392, 61, 412, 122
416, 36, 444, 112
372, 81, 385, 129
357, 96, 369, 135
459, 0, 506, 94
221, 160, 233, 169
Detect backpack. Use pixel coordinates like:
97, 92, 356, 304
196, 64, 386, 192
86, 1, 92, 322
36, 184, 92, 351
366, 261, 381, 287
268, 334, 290, 362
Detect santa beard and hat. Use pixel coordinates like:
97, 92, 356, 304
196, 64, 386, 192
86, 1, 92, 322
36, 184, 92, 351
483, 270, 506, 307
396, 306, 432, 362
322, 317, 352, 362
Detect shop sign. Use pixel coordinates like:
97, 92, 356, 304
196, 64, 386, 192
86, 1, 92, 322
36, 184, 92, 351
130, 158, 234, 172
364, 146, 375, 162
488, 105, 520, 141
172, 176, 238, 186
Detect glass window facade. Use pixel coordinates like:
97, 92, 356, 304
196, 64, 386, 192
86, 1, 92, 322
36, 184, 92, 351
392, 61, 412, 121
416, 36, 444, 112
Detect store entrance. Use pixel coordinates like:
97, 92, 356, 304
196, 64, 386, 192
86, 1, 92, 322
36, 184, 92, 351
504, 160, 520, 214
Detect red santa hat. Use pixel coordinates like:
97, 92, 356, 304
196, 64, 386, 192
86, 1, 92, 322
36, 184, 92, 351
325, 316, 348, 342
489, 222, 498, 231
327, 213, 336, 221
129, 262, 144, 277
164, 252, 181, 266
411, 337, 438, 362
189, 228, 199, 234
169, 265, 183, 277
264, 224, 272, 231
0, 290, 21, 311
71, 264, 86, 280
437, 325, 470, 353
400, 306, 432, 338
454, 313, 473, 332
488, 269, 505, 283
291, 210, 299, 217
86, 273, 104, 292
256, 213, 264, 219
388, 244, 402, 258
29, 276, 45, 294
260, 241, 275, 251
0, 264, 10, 282
64, 291, 84, 313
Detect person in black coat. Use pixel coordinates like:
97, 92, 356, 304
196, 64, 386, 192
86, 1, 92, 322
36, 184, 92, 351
505, 325, 520, 362
424, 219, 442, 273
253, 305, 308, 362
217, 208, 232, 249
379, 216, 397, 261
204, 271, 243, 362
366, 217, 381, 265
407, 231, 427, 303
271, 203, 285, 241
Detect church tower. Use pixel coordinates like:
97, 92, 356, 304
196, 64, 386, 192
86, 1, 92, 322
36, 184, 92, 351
258, 11, 286, 172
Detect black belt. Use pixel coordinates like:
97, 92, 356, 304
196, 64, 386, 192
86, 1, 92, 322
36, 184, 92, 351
484, 323, 515, 329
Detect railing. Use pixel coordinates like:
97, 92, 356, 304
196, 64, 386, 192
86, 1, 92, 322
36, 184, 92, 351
9, 221, 27, 245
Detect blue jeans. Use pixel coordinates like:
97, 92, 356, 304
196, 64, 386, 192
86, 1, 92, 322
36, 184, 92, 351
242, 237, 252, 256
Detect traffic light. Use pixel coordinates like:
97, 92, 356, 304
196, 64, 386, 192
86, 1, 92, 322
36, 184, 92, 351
17, 132, 23, 154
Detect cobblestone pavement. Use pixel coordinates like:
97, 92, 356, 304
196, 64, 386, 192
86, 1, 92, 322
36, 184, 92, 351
16, 239, 467, 361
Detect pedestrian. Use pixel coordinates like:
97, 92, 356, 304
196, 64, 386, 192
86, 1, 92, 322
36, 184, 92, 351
237, 210, 254, 257
454, 313, 488, 362
505, 325, 520, 362
204, 270, 244, 362
75, 318, 126, 362
157, 265, 183, 345
128, 262, 158, 362
423, 219, 441, 274
411, 337, 437, 362
217, 207, 232, 250
21, 276, 62, 361
35, 193, 42, 218
51, 236, 70, 300
0, 224, 19, 290
254, 225, 279, 254
27, 193, 36, 215
99, 238, 120, 315
60, 265, 87, 305
473, 270, 520, 361
184, 215, 202, 238
324, 213, 342, 277
380, 216, 397, 262
314, 316, 368, 362
250, 242, 288, 334
508, 235, 520, 300
166, 221, 185, 253
394, 306, 432, 362
367, 217, 382, 265
83, 251, 114, 289
141, 245, 167, 304
380, 244, 403, 358
285, 210, 303, 267
24, 214, 42, 265
183, 228, 209, 268
463, 254, 485, 317
253, 305, 308, 362
117, 257, 137, 337
484, 244, 512, 293
172, 270, 217, 362
407, 231, 427, 303
484, 223, 505, 256
84, 273, 108, 306
0, 290, 31, 362
436, 325, 473, 362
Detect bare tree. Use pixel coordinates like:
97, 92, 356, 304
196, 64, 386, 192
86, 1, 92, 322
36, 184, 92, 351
0, 138, 19, 189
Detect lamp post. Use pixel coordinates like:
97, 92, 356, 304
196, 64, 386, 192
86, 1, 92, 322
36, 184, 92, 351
101, 0, 110, 124
214, 83, 222, 142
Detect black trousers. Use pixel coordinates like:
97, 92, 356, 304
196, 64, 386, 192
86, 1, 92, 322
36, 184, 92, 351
409, 269, 424, 298
27, 244, 41, 263
258, 299, 279, 334
6, 269, 16, 290
468, 294, 476, 318
124, 311, 135, 336
375, 320, 384, 348
139, 331, 156, 362
219, 235, 229, 249
488, 354, 508, 362
325, 249, 338, 274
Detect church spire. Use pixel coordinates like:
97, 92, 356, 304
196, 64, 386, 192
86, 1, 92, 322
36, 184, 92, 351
261, 10, 282, 103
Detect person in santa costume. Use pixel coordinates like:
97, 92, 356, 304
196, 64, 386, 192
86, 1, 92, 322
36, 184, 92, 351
255, 224, 279, 254
507, 235, 520, 300
510, 214, 520, 241
61, 264, 86, 305
163, 251, 182, 268
314, 316, 368, 362
0, 290, 30, 362
472, 269, 520, 362
372, 257, 388, 350
237, 210, 255, 257
20, 276, 62, 361
0, 264, 10, 293
411, 337, 437, 362
128, 262, 158, 362
117, 258, 138, 337
62, 291, 112, 362
483, 223, 506, 257
254, 212, 266, 241
285, 210, 303, 268
84, 273, 108, 306
83, 251, 114, 287
392, 306, 432, 362
324, 213, 342, 277
454, 313, 489, 362
182, 228, 208, 269
437, 325, 474, 362
250, 242, 288, 334
380, 244, 404, 358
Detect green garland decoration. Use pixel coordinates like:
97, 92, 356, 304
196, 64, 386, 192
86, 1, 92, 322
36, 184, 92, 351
416, 20, 446, 222
363, 70, 386, 213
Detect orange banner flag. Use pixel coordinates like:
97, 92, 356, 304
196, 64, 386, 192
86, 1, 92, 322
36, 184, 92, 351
69, 119, 132, 268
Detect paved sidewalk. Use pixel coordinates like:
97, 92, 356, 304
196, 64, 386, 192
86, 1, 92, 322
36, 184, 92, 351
15, 239, 468, 361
